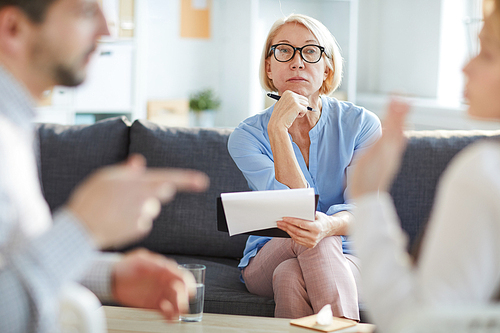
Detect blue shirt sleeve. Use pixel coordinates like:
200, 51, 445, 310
324, 106, 382, 215
228, 116, 298, 191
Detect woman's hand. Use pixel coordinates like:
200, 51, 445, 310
277, 211, 336, 248
349, 98, 410, 199
268, 90, 310, 131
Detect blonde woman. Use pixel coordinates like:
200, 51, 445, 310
228, 14, 381, 320
350, 0, 500, 332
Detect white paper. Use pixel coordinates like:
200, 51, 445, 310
221, 188, 315, 236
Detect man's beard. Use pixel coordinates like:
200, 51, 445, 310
53, 63, 86, 87
53, 46, 96, 87
31, 39, 97, 87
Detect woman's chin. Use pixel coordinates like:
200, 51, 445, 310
467, 107, 500, 122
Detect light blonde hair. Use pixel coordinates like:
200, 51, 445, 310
259, 14, 343, 96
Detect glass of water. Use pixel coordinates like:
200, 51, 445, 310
179, 264, 206, 322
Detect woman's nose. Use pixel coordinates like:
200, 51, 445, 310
289, 51, 305, 69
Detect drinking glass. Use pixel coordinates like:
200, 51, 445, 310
179, 264, 206, 322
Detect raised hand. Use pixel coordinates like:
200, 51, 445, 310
67, 154, 209, 248
268, 90, 310, 131
349, 98, 410, 199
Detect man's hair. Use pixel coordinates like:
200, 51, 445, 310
0, 0, 58, 23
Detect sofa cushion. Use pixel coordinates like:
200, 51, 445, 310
391, 130, 500, 252
127, 120, 250, 259
37, 117, 130, 212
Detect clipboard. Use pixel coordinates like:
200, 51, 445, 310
216, 194, 319, 237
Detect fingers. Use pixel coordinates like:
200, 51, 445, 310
159, 299, 175, 321
144, 169, 210, 195
136, 198, 162, 233
159, 279, 189, 320
180, 268, 197, 297
67, 156, 209, 248
157, 266, 194, 320
161, 259, 193, 308
157, 284, 186, 321
272, 91, 310, 125
129, 251, 192, 320
123, 154, 210, 195
277, 217, 319, 248
384, 98, 411, 134
125, 154, 147, 170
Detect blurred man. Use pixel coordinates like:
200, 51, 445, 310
0, 0, 209, 332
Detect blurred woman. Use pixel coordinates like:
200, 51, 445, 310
228, 14, 381, 320
350, 0, 500, 331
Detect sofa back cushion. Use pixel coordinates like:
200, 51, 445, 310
127, 120, 250, 259
391, 130, 500, 251
37, 117, 130, 212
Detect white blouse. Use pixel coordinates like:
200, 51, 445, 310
352, 141, 500, 333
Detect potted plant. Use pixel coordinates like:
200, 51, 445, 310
189, 89, 221, 127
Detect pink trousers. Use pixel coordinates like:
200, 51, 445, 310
242, 236, 360, 320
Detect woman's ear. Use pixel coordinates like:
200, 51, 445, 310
324, 66, 330, 81
266, 58, 273, 80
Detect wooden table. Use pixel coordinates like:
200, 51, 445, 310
103, 306, 375, 333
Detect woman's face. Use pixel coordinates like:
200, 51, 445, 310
463, 20, 500, 120
266, 23, 329, 98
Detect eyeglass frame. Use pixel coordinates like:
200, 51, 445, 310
269, 43, 326, 64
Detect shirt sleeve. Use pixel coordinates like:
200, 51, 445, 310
79, 252, 123, 304
333, 108, 382, 214
0, 208, 97, 333
351, 142, 500, 333
228, 124, 298, 191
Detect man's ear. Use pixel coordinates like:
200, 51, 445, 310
0, 7, 32, 56
265, 58, 272, 80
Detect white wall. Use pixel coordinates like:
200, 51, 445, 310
354, 0, 493, 130
137, 0, 356, 128
143, 1, 221, 101
357, 0, 442, 98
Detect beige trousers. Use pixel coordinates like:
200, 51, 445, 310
242, 236, 360, 320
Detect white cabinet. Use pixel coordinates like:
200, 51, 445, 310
35, 41, 134, 125
74, 42, 133, 112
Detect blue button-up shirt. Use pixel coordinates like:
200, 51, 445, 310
228, 96, 382, 270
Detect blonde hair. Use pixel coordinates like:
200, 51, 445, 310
259, 14, 343, 96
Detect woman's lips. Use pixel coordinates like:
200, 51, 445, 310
287, 77, 307, 82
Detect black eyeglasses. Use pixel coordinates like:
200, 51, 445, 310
269, 43, 325, 63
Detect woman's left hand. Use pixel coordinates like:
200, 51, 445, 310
277, 212, 332, 248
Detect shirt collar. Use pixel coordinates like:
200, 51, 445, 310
308, 95, 327, 139
0, 64, 37, 131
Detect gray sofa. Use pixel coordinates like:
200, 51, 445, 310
36, 116, 500, 319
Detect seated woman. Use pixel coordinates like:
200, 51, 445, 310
228, 13, 381, 320
350, 0, 500, 331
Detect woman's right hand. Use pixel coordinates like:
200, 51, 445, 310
268, 90, 310, 132
349, 98, 410, 199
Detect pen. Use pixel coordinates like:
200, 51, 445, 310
267, 93, 317, 112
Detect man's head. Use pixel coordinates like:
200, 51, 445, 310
0, 0, 58, 23
0, 0, 109, 97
